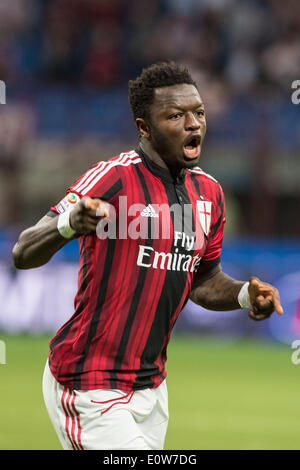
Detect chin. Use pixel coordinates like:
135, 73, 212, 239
182, 155, 201, 168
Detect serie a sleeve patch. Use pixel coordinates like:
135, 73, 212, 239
55, 192, 81, 214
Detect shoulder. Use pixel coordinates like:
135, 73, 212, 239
83, 150, 141, 176
68, 150, 141, 197
104, 150, 142, 172
71, 150, 141, 194
187, 167, 224, 197
188, 166, 219, 184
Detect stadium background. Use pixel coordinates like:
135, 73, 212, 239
0, 0, 299, 449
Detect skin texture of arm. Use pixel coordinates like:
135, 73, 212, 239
12, 197, 109, 270
12, 214, 73, 269
190, 262, 243, 311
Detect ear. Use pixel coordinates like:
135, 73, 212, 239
135, 118, 151, 139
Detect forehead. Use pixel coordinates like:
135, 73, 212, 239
151, 84, 203, 112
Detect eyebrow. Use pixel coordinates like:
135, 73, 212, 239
162, 101, 205, 111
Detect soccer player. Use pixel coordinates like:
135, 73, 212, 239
12, 62, 283, 450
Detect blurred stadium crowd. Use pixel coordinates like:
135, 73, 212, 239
0, 0, 299, 235
1, 0, 299, 91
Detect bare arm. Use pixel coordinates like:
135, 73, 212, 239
190, 261, 283, 320
12, 214, 71, 269
190, 261, 243, 310
12, 197, 109, 270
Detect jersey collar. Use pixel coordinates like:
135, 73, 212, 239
136, 146, 186, 185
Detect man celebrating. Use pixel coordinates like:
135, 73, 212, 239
12, 62, 283, 450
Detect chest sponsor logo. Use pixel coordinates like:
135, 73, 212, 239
136, 231, 202, 273
136, 245, 202, 272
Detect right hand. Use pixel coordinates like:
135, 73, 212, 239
69, 197, 110, 234
248, 277, 283, 321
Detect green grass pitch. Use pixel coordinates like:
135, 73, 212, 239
0, 333, 299, 450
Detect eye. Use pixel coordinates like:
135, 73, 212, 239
169, 113, 183, 120
196, 110, 205, 117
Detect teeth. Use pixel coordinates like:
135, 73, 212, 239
184, 145, 199, 158
184, 135, 200, 159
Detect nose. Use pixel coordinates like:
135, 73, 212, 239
185, 112, 201, 131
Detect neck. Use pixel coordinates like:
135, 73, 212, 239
139, 138, 185, 180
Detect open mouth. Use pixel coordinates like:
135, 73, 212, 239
183, 135, 201, 159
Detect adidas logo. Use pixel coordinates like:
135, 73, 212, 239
141, 204, 159, 218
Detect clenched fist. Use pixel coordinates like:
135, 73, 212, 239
69, 197, 109, 235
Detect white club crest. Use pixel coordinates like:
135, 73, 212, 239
196, 200, 212, 236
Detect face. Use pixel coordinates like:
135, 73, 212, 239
138, 84, 207, 171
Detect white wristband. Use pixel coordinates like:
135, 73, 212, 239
238, 282, 251, 309
57, 211, 76, 239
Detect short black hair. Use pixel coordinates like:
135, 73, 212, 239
128, 61, 197, 122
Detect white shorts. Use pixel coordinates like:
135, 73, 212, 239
42, 360, 169, 450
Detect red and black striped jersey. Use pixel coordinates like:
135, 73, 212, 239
48, 148, 226, 391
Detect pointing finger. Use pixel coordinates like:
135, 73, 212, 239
273, 291, 283, 315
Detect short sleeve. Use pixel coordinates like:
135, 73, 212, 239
202, 183, 226, 262
49, 161, 123, 215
